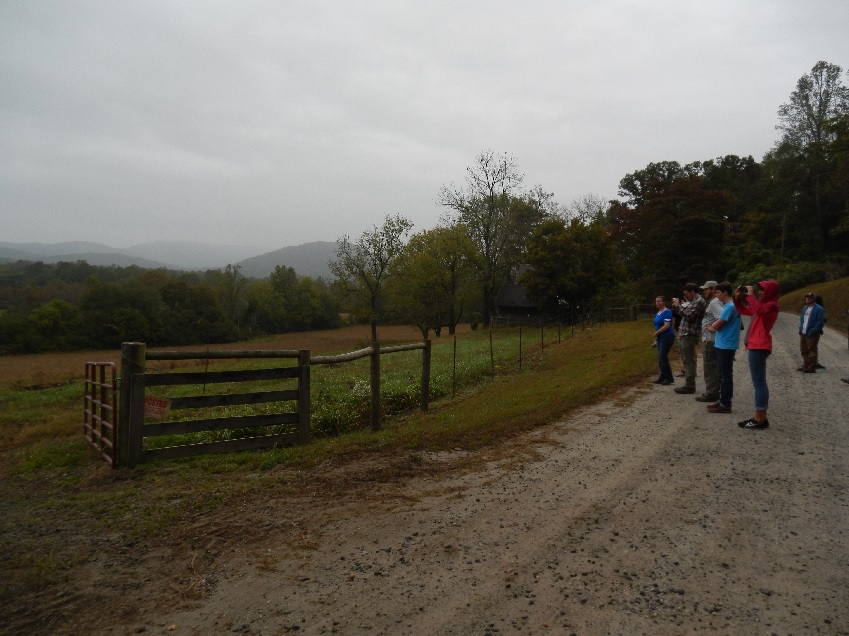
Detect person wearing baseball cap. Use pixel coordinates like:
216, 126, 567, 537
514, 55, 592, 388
696, 280, 722, 403
798, 292, 825, 373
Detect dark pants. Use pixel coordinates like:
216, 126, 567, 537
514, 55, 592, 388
702, 340, 719, 399
715, 347, 735, 409
656, 333, 675, 382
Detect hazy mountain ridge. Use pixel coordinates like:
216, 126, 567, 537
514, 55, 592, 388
0, 240, 336, 279
236, 242, 336, 279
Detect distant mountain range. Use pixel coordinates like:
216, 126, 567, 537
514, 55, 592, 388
0, 240, 337, 280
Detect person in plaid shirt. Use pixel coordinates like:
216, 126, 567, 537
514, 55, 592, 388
671, 283, 706, 394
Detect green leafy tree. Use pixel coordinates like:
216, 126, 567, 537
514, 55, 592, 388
521, 217, 624, 315
330, 213, 413, 340
28, 300, 83, 350
387, 224, 479, 338
609, 172, 732, 298
78, 279, 163, 348
159, 281, 237, 345
772, 61, 849, 259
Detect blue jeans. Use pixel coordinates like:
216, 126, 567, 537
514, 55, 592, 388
656, 333, 675, 382
748, 349, 771, 411
715, 347, 735, 408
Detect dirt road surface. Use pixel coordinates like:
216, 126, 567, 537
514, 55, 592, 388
28, 314, 849, 635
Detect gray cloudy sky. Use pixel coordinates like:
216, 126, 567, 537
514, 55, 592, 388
2, 1, 849, 251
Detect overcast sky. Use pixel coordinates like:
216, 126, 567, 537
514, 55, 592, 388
2, 1, 849, 251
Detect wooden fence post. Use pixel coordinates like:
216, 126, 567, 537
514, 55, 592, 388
370, 341, 381, 431
127, 372, 146, 467
298, 349, 311, 443
118, 342, 145, 468
420, 339, 431, 411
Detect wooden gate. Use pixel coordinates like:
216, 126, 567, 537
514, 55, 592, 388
118, 344, 310, 467
83, 362, 118, 468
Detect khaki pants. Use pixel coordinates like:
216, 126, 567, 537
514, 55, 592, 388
800, 333, 820, 371
679, 335, 699, 390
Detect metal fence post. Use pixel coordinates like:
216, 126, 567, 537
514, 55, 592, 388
118, 342, 145, 468
370, 341, 381, 431
420, 339, 431, 411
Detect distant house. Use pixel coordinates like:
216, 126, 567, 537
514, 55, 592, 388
494, 265, 540, 325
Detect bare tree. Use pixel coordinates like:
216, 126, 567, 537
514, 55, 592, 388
563, 193, 609, 224
439, 150, 548, 326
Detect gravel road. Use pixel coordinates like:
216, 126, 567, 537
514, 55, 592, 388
140, 312, 849, 635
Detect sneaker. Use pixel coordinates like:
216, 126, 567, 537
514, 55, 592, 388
675, 370, 685, 377
738, 418, 769, 429
803, 369, 816, 374
695, 395, 718, 402
660, 380, 673, 386
816, 363, 825, 369
842, 378, 849, 384
674, 387, 695, 394
707, 404, 732, 413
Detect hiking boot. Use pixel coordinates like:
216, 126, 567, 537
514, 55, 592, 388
695, 395, 718, 402
707, 403, 731, 413
738, 418, 769, 429
674, 387, 695, 394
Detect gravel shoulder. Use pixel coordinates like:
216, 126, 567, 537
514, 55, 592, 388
29, 314, 849, 635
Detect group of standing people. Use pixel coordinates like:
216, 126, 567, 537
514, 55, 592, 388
653, 279, 781, 430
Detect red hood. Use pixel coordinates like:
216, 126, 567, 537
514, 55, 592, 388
757, 280, 780, 303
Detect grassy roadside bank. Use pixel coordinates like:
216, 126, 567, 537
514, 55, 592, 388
0, 320, 657, 615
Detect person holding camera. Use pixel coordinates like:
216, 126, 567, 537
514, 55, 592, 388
671, 283, 706, 394
696, 280, 723, 403
706, 282, 740, 414
733, 280, 780, 430
798, 292, 826, 373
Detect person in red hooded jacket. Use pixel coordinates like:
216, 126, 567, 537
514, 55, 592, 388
733, 280, 780, 430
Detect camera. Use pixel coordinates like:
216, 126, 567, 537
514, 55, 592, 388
737, 285, 748, 295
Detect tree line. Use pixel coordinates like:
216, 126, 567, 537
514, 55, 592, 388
0, 261, 340, 353
336, 61, 849, 338
2, 61, 847, 353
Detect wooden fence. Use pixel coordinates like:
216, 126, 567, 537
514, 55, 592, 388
113, 339, 431, 468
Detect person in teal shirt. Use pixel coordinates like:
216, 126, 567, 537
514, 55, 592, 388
706, 282, 740, 413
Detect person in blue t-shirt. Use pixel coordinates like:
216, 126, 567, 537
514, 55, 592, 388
652, 296, 676, 385
706, 282, 740, 413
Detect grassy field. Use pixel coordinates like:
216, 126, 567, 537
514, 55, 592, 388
1, 319, 660, 614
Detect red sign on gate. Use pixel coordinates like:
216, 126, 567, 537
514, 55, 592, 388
144, 397, 171, 420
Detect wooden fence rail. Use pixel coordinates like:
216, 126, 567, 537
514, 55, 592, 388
113, 339, 431, 467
